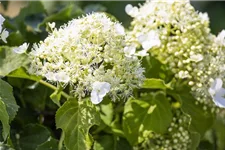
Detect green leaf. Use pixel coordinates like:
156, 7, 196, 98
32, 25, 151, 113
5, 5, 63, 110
142, 78, 172, 90
0, 79, 19, 121
19, 124, 51, 150
168, 85, 214, 136
50, 85, 64, 107
123, 91, 172, 145
0, 142, 14, 150
94, 135, 132, 150
7, 67, 41, 81
189, 132, 201, 150
98, 99, 113, 126
0, 46, 28, 77
56, 99, 100, 150
36, 137, 58, 150
0, 97, 10, 140
38, 4, 83, 29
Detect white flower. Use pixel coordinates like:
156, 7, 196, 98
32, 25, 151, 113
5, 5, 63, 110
178, 70, 190, 79
137, 31, 161, 50
124, 45, 136, 57
48, 22, 55, 29
91, 81, 111, 104
1, 29, 8, 43
135, 50, 149, 57
55, 72, 70, 83
190, 54, 203, 62
216, 30, 225, 46
13, 43, 29, 54
125, 4, 138, 17
208, 78, 225, 108
115, 24, 125, 35
0, 14, 5, 32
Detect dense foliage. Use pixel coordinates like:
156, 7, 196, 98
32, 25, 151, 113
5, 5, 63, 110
0, 1, 225, 150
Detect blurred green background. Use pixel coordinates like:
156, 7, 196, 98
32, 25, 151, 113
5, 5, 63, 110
0, 1, 225, 34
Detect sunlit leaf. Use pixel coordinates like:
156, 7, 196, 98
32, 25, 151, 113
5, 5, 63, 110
123, 91, 172, 145
56, 99, 100, 150
0, 97, 10, 140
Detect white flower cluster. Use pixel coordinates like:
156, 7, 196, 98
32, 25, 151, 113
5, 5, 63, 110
126, 0, 225, 109
29, 13, 145, 104
0, 14, 8, 43
135, 109, 191, 150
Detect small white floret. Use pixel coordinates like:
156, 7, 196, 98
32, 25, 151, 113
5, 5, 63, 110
114, 24, 125, 35
190, 54, 203, 62
125, 4, 138, 17
208, 78, 225, 108
13, 43, 29, 54
91, 81, 111, 104
1, 29, 8, 43
138, 31, 161, 50
124, 45, 136, 57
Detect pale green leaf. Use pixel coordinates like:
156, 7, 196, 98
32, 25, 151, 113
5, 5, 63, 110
56, 99, 100, 150
0, 97, 10, 140
142, 78, 172, 90
0, 79, 19, 121
7, 67, 41, 81
0, 46, 28, 77
123, 91, 172, 145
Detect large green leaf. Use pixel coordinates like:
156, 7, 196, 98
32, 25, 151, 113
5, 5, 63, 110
56, 99, 100, 150
94, 135, 132, 150
0, 97, 10, 140
19, 124, 51, 150
141, 78, 172, 90
168, 85, 214, 136
0, 79, 19, 121
0, 46, 28, 77
123, 91, 172, 145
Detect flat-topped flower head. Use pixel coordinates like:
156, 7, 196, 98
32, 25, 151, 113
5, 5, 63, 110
29, 13, 145, 103
126, 0, 225, 109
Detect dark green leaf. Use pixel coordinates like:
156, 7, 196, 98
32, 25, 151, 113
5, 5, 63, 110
0, 46, 28, 77
0, 79, 19, 121
19, 124, 51, 150
0, 97, 10, 140
36, 137, 58, 150
38, 4, 83, 29
56, 99, 100, 150
94, 135, 132, 150
123, 91, 172, 145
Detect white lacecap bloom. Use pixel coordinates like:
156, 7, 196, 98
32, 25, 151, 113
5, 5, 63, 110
178, 71, 190, 79
91, 82, 111, 104
125, 4, 139, 17
208, 78, 225, 108
29, 13, 145, 102
137, 31, 161, 51
124, 45, 136, 57
13, 43, 29, 54
189, 54, 203, 62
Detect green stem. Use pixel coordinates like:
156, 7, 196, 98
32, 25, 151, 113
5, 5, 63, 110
39, 80, 70, 99
58, 131, 65, 150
